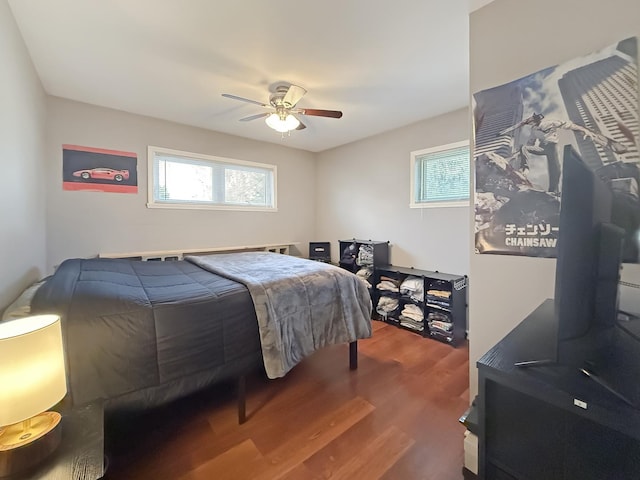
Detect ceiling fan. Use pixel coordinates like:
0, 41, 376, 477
222, 83, 343, 133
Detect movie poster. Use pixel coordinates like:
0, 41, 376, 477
62, 144, 138, 193
473, 37, 639, 262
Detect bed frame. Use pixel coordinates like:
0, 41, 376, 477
99, 243, 359, 424
236, 342, 358, 423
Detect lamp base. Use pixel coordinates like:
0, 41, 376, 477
0, 411, 62, 477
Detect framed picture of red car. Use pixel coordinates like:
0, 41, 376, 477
62, 144, 138, 193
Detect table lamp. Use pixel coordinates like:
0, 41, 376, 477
0, 314, 67, 477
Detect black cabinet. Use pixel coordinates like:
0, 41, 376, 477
309, 242, 331, 263
5, 401, 105, 480
477, 300, 640, 479
372, 265, 467, 346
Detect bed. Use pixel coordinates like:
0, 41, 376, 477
27, 251, 372, 421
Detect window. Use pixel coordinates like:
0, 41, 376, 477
410, 140, 470, 208
147, 146, 277, 211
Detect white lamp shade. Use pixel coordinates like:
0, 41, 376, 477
284, 114, 300, 131
265, 113, 300, 132
0, 314, 67, 426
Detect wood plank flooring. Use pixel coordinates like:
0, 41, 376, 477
104, 321, 470, 479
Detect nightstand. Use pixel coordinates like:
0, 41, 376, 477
5, 400, 104, 480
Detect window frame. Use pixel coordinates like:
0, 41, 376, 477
147, 146, 278, 212
409, 140, 470, 209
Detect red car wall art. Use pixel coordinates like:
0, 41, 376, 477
63, 144, 138, 193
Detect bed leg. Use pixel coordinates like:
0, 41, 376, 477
349, 341, 358, 370
237, 375, 246, 424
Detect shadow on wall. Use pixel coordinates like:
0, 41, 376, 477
1, 266, 43, 314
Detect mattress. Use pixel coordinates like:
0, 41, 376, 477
31, 258, 261, 408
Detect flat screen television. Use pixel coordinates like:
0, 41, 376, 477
554, 145, 624, 366
518, 146, 640, 407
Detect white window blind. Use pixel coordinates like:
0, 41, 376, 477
148, 146, 276, 211
410, 141, 470, 208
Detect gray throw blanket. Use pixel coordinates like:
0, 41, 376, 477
186, 252, 372, 378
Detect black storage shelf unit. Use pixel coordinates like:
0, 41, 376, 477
373, 264, 467, 346
338, 239, 390, 302
338, 239, 389, 272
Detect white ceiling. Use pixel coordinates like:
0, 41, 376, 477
8, 1, 494, 153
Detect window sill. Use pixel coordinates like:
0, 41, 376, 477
146, 202, 277, 212
409, 201, 469, 209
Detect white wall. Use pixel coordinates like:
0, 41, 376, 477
468, 0, 640, 399
0, 1, 47, 310
45, 97, 317, 272
316, 108, 470, 276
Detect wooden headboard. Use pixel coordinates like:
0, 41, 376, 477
99, 243, 299, 261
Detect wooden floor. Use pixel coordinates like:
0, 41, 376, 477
104, 321, 470, 480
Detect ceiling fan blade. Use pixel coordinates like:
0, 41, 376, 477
297, 108, 343, 119
282, 84, 307, 108
239, 112, 270, 122
296, 118, 307, 130
222, 93, 268, 108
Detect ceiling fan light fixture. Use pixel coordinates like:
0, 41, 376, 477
265, 113, 300, 133
223, 85, 342, 133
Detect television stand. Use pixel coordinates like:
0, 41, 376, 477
514, 357, 637, 407
512, 302, 640, 409
579, 366, 636, 407
514, 358, 554, 367
477, 299, 640, 479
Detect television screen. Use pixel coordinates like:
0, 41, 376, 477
555, 147, 616, 338
516, 147, 640, 406
552, 146, 640, 406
